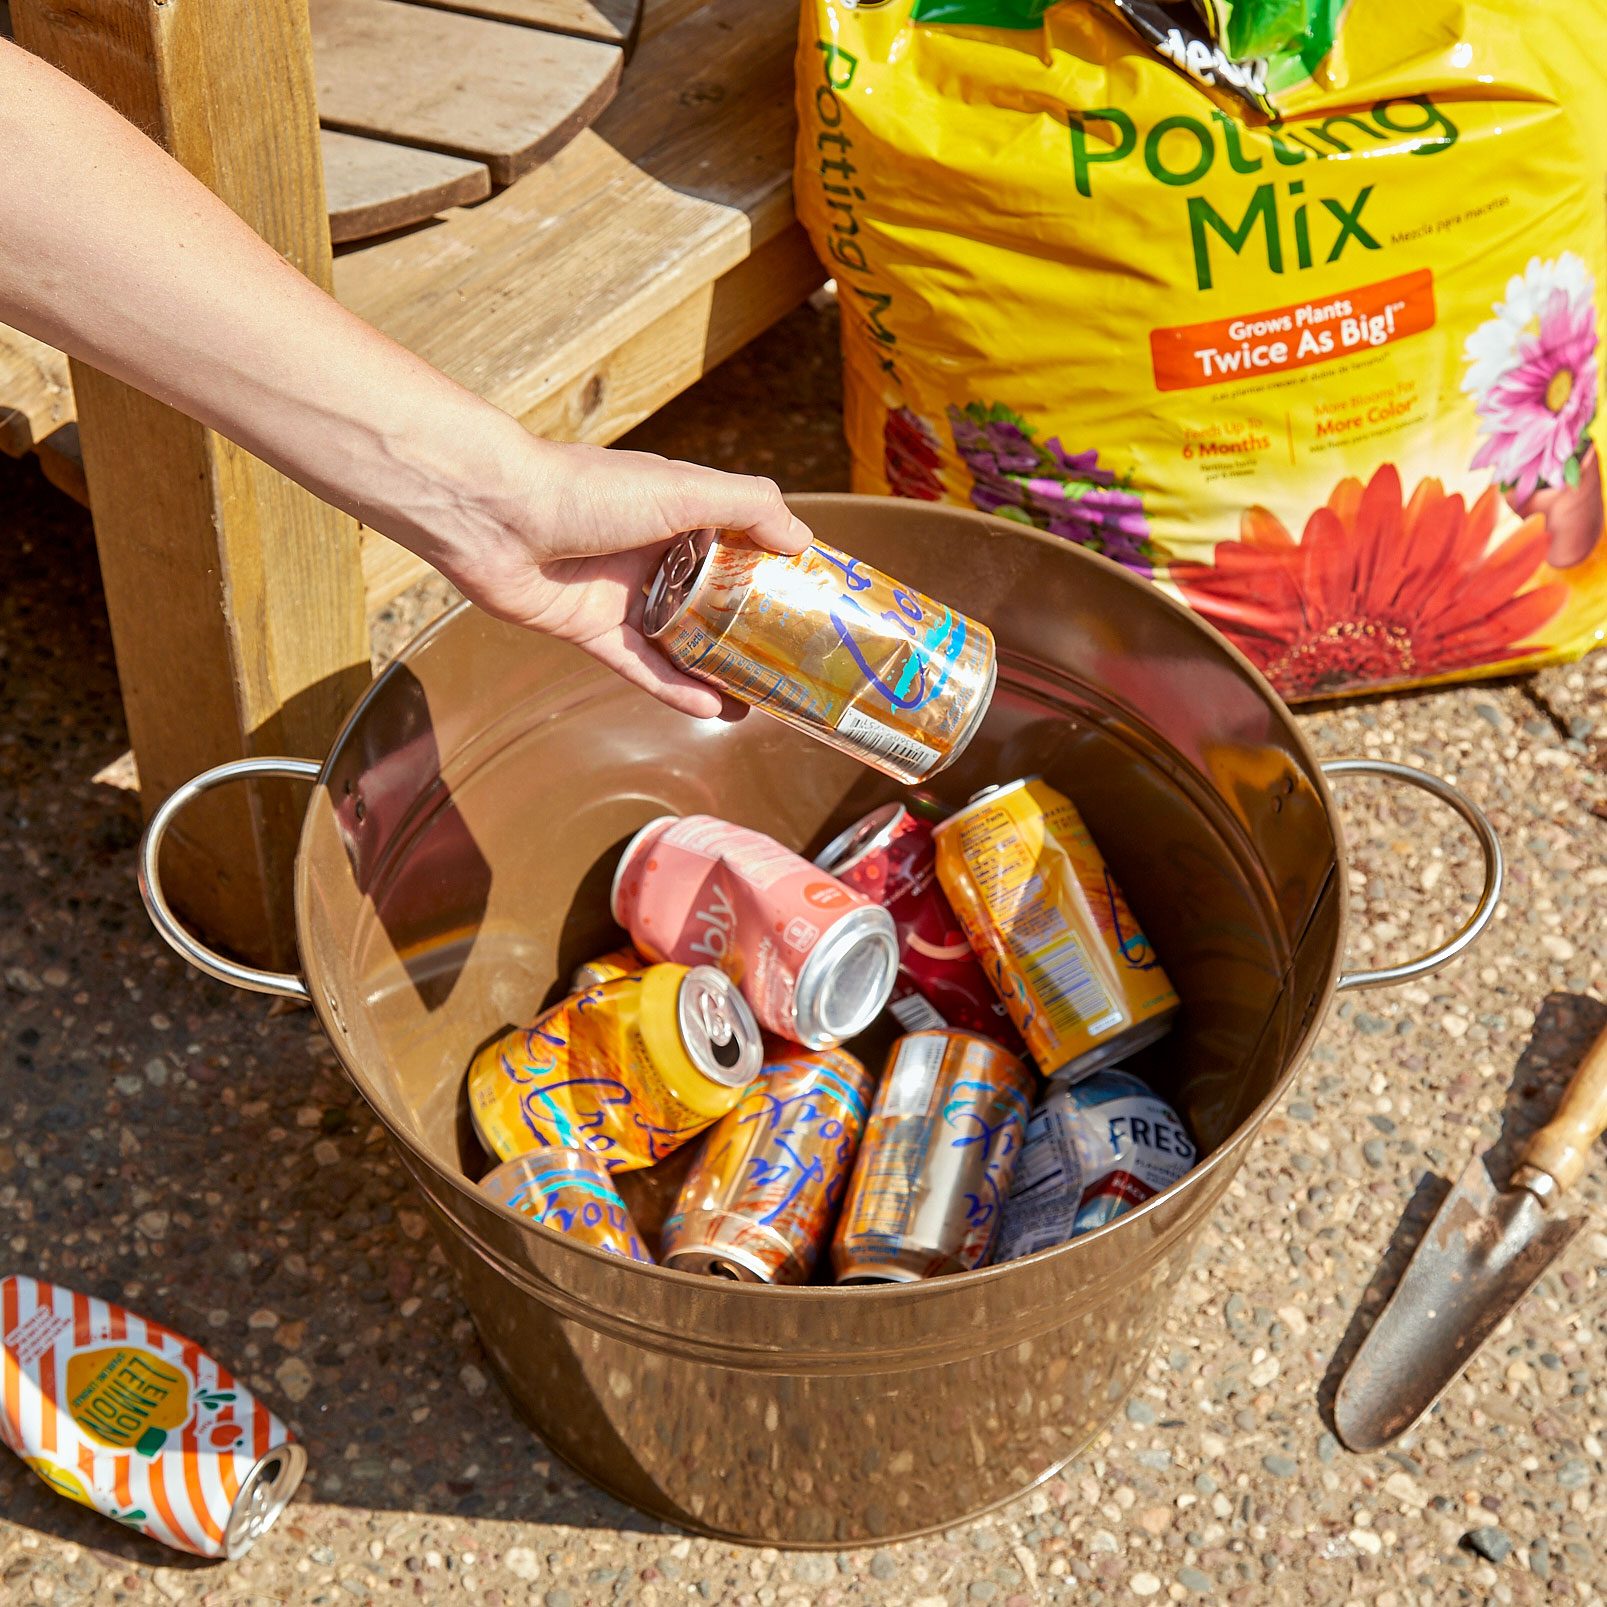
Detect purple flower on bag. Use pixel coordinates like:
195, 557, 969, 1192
947, 402, 1160, 576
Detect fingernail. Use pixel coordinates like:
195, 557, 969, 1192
788, 515, 813, 548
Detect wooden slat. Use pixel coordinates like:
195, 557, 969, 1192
322, 129, 491, 243
0, 322, 74, 456
334, 0, 809, 436
397, 0, 637, 46
12, 0, 372, 968
309, 0, 623, 186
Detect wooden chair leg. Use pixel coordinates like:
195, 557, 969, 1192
11, 0, 371, 968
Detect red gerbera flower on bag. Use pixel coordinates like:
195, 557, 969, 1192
1170, 464, 1568, 698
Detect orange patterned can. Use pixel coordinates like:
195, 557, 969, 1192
1, 1275, 305, 1558
933, 777, 1179, 1082
659, 1045, 875, 1284
643, 530, 996, 783
481, 1152, 654, 1264
467, 963, 764, 1172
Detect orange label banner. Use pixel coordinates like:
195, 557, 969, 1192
1149, 271, 1437, 392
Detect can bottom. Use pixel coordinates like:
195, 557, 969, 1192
223, 1441, 307, 1559
922, 642, 998, 780
661, 1210, 808, 1286
1045, 1008, 1180, 1085
832, 1250, 967, 1285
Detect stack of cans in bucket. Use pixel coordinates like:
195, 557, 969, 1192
462, 530, 1200, 1283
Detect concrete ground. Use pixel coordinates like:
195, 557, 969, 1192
1, 298, 1604, 1606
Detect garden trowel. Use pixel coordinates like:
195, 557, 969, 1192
1334, 1019, 1607, 1451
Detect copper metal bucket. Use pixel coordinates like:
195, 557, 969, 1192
139, 495, 1501, 1545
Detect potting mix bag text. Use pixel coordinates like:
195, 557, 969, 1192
796, 0, 1607, 697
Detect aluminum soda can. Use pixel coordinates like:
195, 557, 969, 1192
815, 802, 1026, 1054
660, 1045, 875, 1284
570, 946, 647, 992
933, 776, 1179, 1083
993, 1070, 1198, 1262
481, 1151, 654, 1264
832, 1030, 1035, 1283
1, 1275, 306, 1558
467, 962, 764, 1171
611, 814, 898, 1050
643, 530, 996, 784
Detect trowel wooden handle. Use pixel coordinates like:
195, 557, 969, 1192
1521, 1021, 1607, 1193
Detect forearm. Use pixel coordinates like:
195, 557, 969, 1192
0, 39, 533, 567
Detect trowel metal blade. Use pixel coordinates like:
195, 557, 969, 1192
1333, 1152, 1583, 1452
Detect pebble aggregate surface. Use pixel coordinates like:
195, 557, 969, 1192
1, 299, 1604, 1604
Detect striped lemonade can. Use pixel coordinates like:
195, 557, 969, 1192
0, 1275, 305, 1558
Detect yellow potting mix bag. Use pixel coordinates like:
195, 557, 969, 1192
796, 1, 1607, 698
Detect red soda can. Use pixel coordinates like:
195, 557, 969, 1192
659, 1045, 875, 1284
611, 814, 897, 1050
832, 1030, 1036, 1283
481, 1152, 654, 1264
814, 803, 1025, 1054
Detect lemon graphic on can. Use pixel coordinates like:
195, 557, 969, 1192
65, 1345, 192, 1454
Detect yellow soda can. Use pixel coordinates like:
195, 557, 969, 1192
1, 1275, 305, 1558
933, 777, 1179, 1082
468, 963, 764, 1171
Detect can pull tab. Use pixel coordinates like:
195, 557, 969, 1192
698, 992, 743, 1072
664, 531, 710, 588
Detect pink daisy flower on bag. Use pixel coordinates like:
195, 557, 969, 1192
1464, 254, 1598, 502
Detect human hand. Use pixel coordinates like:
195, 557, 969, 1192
422, 435, 813, 719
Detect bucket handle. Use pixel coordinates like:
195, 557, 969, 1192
137, 756, 321, 1001
1323, 758, 1503, 992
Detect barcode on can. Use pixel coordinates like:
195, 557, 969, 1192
890, 991, 947, 1033
882, 1033, 947, 1116
1024, 932, 1123, 1039
835, 706, 941, 776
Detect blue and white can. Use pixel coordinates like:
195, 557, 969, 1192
992, 1069, 1196, 1262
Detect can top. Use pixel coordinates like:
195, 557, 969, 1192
812, 802, 906, 877
609, 815, 677, 925
223, 1441, 308, 1559
679, 965, 764, 1088
794, 906, 898, 1048
935, 774, 1042, 836
643, 529, 717, 639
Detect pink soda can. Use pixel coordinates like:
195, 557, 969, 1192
611, 814, 898, 1050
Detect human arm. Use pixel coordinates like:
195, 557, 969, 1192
0, 38, 810, 715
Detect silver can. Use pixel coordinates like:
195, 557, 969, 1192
832, 1030, 1036, 1283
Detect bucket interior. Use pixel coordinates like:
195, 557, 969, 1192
299, 496, 1343, 1253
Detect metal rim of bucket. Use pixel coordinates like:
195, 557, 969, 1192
137, 497, 1502, 1295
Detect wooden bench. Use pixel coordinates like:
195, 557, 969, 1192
0, 0, 820, 962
